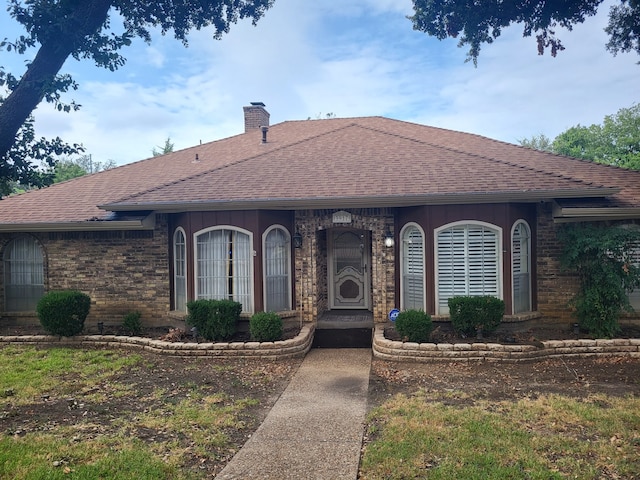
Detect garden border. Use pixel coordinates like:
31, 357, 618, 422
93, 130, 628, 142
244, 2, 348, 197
0, 324, 315, 359
372, 325, 640, 362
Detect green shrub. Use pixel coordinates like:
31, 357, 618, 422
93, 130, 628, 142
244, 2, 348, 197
395, 309, 432, 343
559, 224, 640, 337
250, 312, 283, 342
448, 296, 504, 336
122, 311, 142, 335
37, 290, 91, 337
185, 299, 241, 341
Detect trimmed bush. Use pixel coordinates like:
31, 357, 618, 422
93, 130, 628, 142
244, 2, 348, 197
37, 290, 91, 337
250, 312, 283, 342
186, 299, 241, 341
122, 311, 142, 335
395, 309, 432, 343
448, 296, 505, 336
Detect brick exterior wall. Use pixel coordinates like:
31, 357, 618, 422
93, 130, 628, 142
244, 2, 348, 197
294, 209, 395, 324
0, 214, 171, 327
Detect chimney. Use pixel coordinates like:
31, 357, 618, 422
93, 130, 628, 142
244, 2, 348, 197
243, 102, 270, 133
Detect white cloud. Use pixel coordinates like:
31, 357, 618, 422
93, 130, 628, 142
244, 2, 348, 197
5, 0, 636, 164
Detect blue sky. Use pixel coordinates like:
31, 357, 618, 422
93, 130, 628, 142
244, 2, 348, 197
1, 0, 638, 165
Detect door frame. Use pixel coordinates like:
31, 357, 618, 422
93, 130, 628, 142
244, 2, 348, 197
327, 228, 372, 310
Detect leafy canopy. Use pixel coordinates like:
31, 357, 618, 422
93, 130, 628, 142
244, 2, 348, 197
410, 0, 640, 64
0, 0, 274, 194
519, 103, 640, 169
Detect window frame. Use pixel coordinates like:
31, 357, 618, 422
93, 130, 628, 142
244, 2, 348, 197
3, 236, 45, 312
262, 225, 292, 313
173, 227, 188, 312
400, 222, 426, 311
434, 221, 503, 315
194, 226, 254, 314
511, 220, 532, 314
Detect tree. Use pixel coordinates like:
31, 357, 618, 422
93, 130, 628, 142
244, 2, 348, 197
152, 138, 175, 157
410, 0, 640, 64
53, 154, 116, 183
519, 103, 640, 169
0, 0, 274, 188
517, 133, 554, 152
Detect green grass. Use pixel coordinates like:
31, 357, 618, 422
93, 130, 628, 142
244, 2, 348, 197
360, 391, 640, 479
0, 345, 140, 404
0, 346, 262, 479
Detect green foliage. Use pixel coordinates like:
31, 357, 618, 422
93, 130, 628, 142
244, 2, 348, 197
186, 299, 241, 341
0, 0, 274, 183
395, 309, 432, 343
250, 311, 283, 342
518, 133, 554, 152
152, 137, 175, 157
558, 223, 640, 337
36, 290, 91, 336
122, 311, 143, 335
553, 103, 640, 169
409, 0, 638, 63
448, 296, 505, 336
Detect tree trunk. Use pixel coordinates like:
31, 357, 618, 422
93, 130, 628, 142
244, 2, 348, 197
0, 0, 113, 160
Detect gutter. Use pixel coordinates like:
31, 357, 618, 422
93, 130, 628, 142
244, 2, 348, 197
0, 214, 156, 233
100, 188, 621, 213
553, 203, 640, 223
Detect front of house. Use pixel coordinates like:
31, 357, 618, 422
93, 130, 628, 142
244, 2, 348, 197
1, 103, 640, 333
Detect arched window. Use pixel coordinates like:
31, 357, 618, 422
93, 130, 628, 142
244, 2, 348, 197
173, 228, 187, 312
435, 222, 502, 315
400, 223, 425, 311
263, 226, 291, 312
3, 237, 44, 311
195, 227, 253, 313
511, 221, 532, 313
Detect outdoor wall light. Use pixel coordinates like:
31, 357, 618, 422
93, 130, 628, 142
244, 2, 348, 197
384, 230, 394, 248
293, 231, 303, 249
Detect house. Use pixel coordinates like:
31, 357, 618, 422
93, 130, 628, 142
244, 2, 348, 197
1, 102, 640, 334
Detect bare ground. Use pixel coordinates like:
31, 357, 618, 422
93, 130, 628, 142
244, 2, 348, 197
1, 324, 640, 477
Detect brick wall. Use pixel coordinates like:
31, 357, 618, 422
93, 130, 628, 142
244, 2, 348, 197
294, 209, 395, 324
0, 214, 171, 327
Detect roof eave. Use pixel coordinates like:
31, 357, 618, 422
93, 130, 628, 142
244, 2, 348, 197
100, 188, 620, 212
553, 204, 640, 223
0, 215, 156, 232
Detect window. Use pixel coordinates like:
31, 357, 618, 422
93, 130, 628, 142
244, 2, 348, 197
628, 240, 640, 310
3, 236, 44, 311
400, 223, 425, 311
511, 221, 532, 313
195, 227, 253, 313
263, 226, 291, 312
435, 222, 502, 314
173, 228, 187, 312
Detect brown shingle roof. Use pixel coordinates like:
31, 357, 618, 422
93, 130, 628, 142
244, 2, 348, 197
0, 116, 637, 228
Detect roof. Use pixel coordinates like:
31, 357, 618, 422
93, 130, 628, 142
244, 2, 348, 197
1, 115, 638, 231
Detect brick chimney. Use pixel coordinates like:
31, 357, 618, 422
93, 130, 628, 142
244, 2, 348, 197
243, 102, 270, 133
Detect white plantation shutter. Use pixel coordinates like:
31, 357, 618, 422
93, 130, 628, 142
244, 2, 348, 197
401, 225, 425, 310
264, 227, 291, 312
173, 229, 187, 312
3, 237, 44, 312
437, 224, 501, 314
512, 222, 531, 313
196, 228, 253, 313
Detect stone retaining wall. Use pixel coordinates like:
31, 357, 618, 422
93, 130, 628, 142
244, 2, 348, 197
372, 326, 640, 362
0, 325, 315, 360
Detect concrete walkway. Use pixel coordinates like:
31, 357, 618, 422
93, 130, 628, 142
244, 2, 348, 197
216, 349, 372, 480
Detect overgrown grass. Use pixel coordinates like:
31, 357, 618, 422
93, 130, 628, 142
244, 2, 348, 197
0, 346, 262, 479
360, 391, 640, 479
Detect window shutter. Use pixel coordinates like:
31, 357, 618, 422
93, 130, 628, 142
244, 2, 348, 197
402, 226, 425, 310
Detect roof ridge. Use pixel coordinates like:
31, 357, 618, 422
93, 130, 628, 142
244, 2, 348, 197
106, 122, 360, 205
352, 122, 611, 190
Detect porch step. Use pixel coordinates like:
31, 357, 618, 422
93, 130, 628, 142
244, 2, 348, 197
312, 328, 372, 348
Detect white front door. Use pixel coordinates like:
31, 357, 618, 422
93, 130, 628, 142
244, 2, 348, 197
329, 229, 370, 309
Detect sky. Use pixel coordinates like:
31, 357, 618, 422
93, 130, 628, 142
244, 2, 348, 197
1, 0, 639, 166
